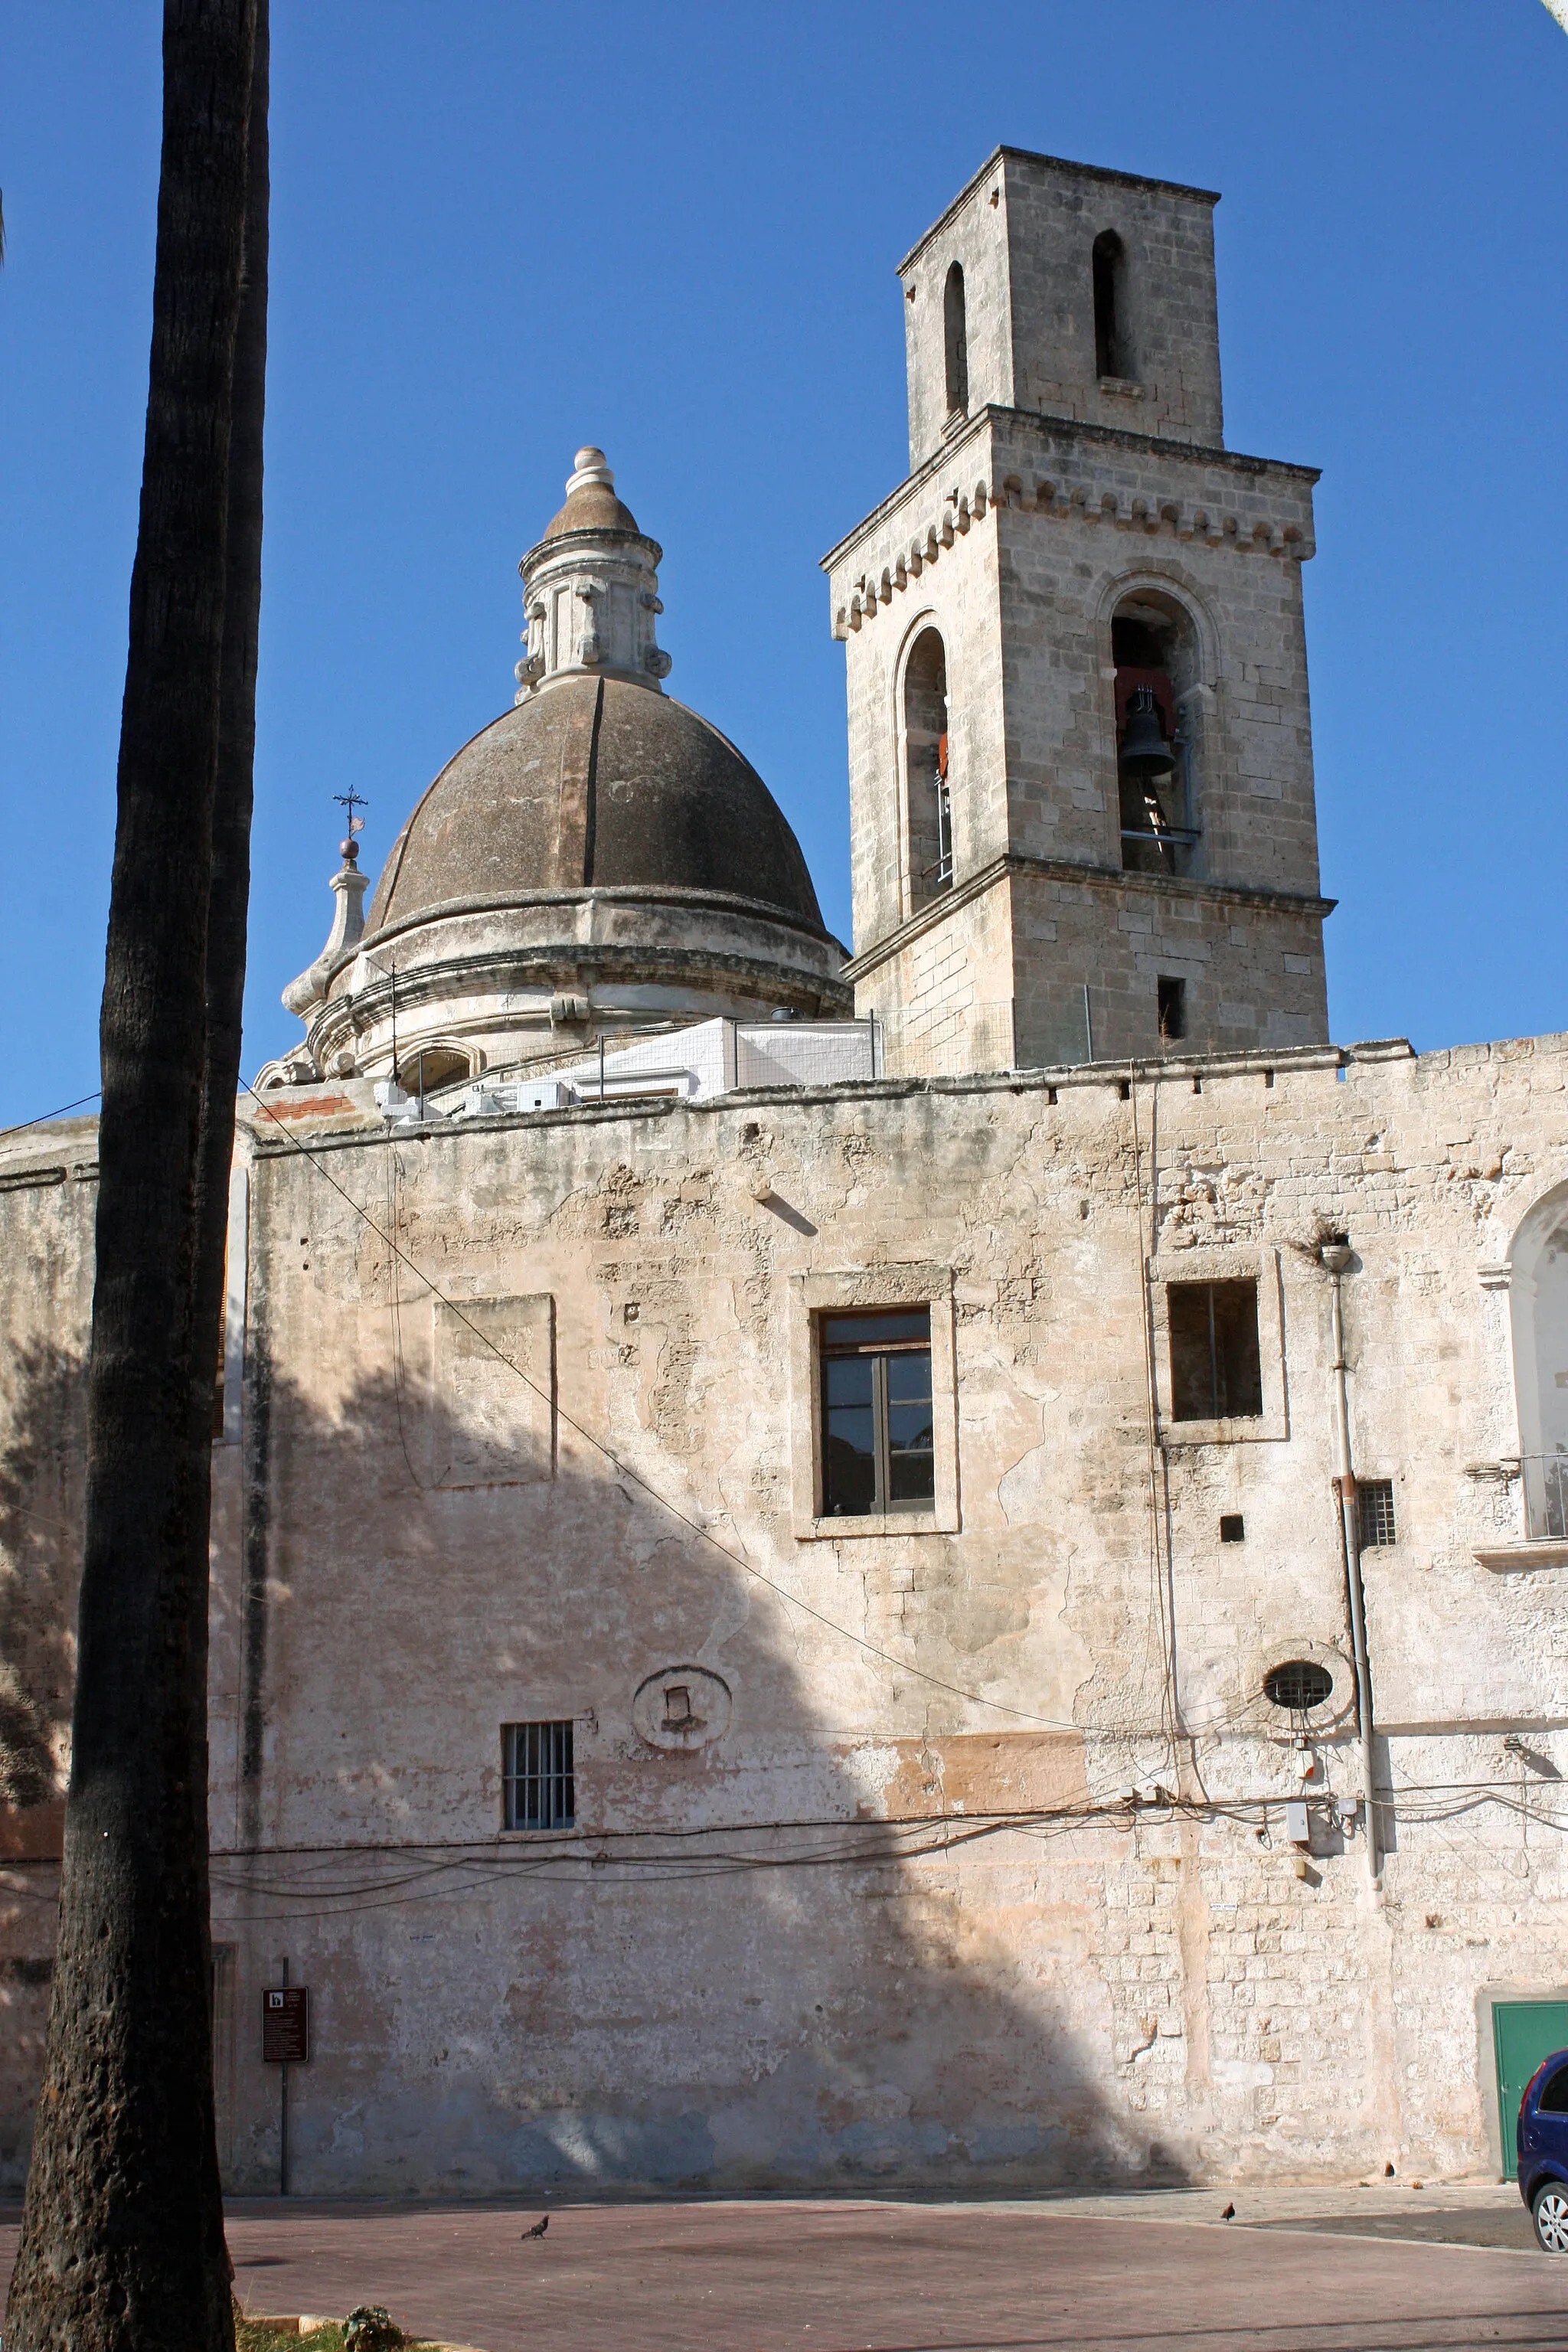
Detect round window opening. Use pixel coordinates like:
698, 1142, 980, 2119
1263, 1659, 1334, 1712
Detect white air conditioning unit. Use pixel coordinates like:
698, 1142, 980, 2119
461, 1079, 568, 1117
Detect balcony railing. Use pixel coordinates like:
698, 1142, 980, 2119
1121, 822, 1200, 879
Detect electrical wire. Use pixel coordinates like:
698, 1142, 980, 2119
15, 1775, 1568, 1926
0, 1089, 102, 1145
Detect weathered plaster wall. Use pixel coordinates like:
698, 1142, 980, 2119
5, 1042, 1568, 2195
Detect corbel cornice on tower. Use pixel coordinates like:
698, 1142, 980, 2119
823, 404, 1318, 640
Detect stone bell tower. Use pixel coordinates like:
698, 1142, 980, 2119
822, 146, 1333, 1076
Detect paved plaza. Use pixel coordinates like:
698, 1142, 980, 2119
6, 2185, 1568, 2350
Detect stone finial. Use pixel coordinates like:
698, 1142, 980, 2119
283, 844, 370, 1019
566, 446, 614, 495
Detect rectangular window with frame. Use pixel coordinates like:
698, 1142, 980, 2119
1168, 1279, 1263, 1422
1359, 1478, 1397, 1549
820, 1308, 935, 1517
502, 1719, 574, 1830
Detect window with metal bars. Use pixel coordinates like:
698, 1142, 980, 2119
820, 1308, 935, 1517
1168, 1279, 1263, 1421
1358, 1478, 1397, 1549
502, 1720, 574, 1831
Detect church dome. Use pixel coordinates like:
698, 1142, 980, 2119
363, 674, 830, 947
279, 449, 848, 1088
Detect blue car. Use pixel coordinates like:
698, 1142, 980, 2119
1518, 2046, 1568, 2250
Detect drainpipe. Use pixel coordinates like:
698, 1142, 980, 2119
1321, 1236, 1381, 1893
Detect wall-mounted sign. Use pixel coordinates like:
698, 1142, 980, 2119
262, 1984, 309, 2064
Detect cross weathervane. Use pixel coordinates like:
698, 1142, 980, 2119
332, 787, 368, 836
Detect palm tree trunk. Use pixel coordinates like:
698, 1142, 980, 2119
5, 6, 257, 2348
188, 0, 267, 1730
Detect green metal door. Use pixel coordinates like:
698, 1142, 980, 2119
1493, 2001, 1568, 2171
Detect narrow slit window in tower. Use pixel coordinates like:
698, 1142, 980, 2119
943, 263, 969, 419
1093, 230, 1129, 381
1157, 975, 1187, 1043
903, 629, 952, 911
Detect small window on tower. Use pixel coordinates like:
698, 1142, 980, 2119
1157, 976, 1187, 1043
1093, 230, 1130, 381
943, 262, 969, 420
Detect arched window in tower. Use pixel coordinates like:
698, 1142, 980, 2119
903, 628, 952, 911
1509, 1184, 1568, 1540
1093, 230, 1129, 381
943, 263, 969, 420
1112, 591, 1201, 878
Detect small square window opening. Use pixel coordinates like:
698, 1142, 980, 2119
1359, 1479, 1397, 1549
1220, 1513, 1245, 1544
1168, 1280, 1263, 1421
820, 1308, 935, 1517
503, 1719, 574, 1830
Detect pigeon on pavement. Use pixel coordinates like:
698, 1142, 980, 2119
522, 2216, 549, 2239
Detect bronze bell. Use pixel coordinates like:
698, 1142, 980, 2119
1119, 684, 1174, 777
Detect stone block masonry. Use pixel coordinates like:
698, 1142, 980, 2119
827, 146, 1329, 1075
3, 1037, 1567, 2194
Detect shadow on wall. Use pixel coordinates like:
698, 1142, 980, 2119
0, 1327, 1191, 2198
0, 1341, 83, 1815
0, 1339, 87, 2187
204, 1328, 1193, 2202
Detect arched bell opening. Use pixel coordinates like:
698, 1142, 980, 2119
902, 627, 952, 914
1509, 1184, 1568, 1540
1112, 590, 1203, 879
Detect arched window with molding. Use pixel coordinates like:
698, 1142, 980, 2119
903, 628, 952, 912
943, 263, 969, 420
1093, 230, 1129, 381
397, 1042, 474, 1104
1112, 589, 1203, 879
1510, 1184, 1568, 1539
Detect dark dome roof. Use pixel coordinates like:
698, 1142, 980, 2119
364, 675, 830, 942
541, 475, 644, 541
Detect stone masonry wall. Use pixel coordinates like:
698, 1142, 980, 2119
3, 1040, 1567, 2194
828, 407, 1328, 1069
898, 149, 1224, 471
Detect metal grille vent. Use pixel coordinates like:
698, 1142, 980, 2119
1359, 1478, 1397, 1548
1263, 1660, 1333, 1712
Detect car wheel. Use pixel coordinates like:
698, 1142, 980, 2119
1534, 2183, 1568, 2252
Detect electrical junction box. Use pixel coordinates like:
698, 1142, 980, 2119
1283, 1799, 1311, 1847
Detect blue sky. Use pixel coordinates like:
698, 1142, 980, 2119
2, 2, 1565, 1127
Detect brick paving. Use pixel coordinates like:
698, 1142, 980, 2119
5, 2194, 1568, 2350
